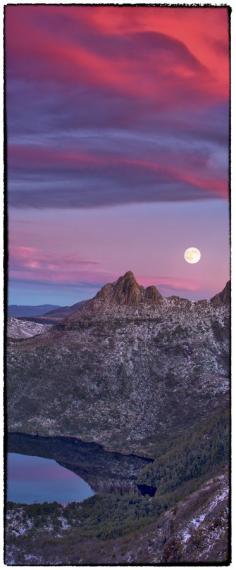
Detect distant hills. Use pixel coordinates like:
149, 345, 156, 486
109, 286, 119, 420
8, 301, 87, 323
8, 304, 61, 318
42, 300, 86, 320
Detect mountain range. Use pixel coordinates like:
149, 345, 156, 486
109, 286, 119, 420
7, 271, 230, 454
6, 271, 230, 564
8, 304, 61, 318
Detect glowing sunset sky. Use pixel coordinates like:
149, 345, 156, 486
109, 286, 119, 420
6, 5, 230, 305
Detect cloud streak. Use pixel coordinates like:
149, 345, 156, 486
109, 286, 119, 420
8, 138, 227, 208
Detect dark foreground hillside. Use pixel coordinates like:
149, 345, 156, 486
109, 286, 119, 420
5, 469, 229, 565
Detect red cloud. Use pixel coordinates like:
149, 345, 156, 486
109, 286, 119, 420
83, 6, 229, 96
5, 6, 229, 106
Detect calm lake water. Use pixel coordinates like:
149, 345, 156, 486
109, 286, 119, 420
7, 452, 95, 504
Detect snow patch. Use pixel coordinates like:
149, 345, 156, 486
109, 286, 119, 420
8, 317, 52, 339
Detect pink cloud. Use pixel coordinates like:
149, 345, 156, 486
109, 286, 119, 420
6, 6, 229, 105
136, 274, 202, 293
9, 244, 105, 285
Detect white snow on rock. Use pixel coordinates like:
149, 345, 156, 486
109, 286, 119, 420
180, 476, 229, 546
8, 317, 52, 339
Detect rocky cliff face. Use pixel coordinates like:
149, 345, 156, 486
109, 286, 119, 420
7, 272, 230, 456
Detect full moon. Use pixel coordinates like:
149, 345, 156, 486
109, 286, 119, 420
184, 247, 201, 264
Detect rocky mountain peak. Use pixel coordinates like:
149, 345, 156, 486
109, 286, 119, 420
63, 274, 229, 329
122, 270, 136, 281
95, 271, 162, 306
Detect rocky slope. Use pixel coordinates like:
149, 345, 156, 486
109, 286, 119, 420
7, 272, 230, 455
7, 317, 52, 339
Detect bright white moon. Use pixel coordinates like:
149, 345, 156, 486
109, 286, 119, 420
184, 247, 201, 264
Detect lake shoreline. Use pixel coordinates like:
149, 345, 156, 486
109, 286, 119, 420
7, 430, 153, 461
7, 432, 153, 495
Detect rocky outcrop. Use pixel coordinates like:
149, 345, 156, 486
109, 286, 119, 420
95, 271, 162, 306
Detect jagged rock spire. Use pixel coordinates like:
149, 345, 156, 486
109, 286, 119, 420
95, 271, 162, 306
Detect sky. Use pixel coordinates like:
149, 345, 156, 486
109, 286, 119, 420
6, 5, 230, 305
